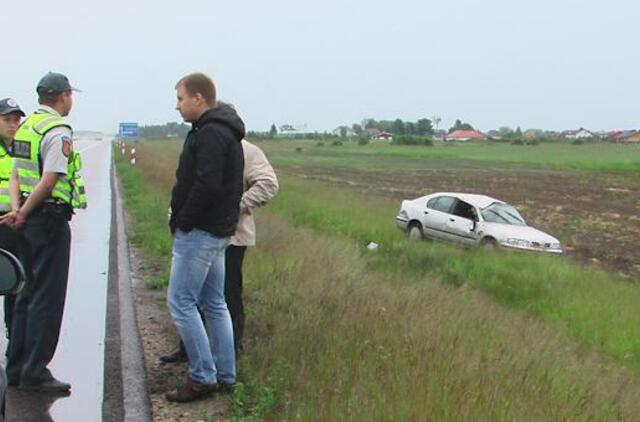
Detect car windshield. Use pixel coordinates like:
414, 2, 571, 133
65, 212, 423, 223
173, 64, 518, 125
481, 203, 527, 226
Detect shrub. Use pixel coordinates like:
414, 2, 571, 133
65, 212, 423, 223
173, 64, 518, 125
358, 137, 370, 146
391, 135, 434, 146
332, 140, 343, 146
316, 141, 324, 147
295, 147, 302, 153
511, 139, 525, 146
572, 139, 584, 145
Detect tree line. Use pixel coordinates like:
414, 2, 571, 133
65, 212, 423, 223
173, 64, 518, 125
358, 118, 436, 136
137, 122, 191, 139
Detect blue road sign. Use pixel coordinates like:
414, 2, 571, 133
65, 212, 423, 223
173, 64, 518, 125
119, 122, 139, 138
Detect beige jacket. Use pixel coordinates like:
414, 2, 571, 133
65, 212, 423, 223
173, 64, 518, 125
230, 140, 279, 246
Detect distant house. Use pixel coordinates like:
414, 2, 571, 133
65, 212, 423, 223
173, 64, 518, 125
433, 130, 448, 141
523, 129, 547, 140
486, 130, 503, 140
368, 129, 393, 141
446, 130, 486, 142
278, 124, 312, 137
332, 126, 356, 137
610, 130, 640, 143
561, 128, 595, 139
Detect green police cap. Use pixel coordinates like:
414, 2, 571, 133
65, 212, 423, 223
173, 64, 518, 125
37, 72, 81, 94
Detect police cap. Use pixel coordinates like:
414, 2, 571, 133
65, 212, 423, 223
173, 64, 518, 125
37, 72, 81, 94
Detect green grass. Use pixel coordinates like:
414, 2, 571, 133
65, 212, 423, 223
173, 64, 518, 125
270, 175, 640, 368
115, 141, 640, 419
115, 149, 173, 288
257, 139, 640, 172
233, 213, 640, 419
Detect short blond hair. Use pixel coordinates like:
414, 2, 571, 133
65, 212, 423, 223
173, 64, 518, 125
176, 73, 216, 106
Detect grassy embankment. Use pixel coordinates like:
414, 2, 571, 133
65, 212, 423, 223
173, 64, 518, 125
115, 140, 640, 419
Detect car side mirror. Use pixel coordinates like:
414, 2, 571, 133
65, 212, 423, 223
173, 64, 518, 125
0, 248, 26, 295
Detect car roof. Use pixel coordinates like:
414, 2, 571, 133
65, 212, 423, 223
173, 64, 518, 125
421, 192, 504, 209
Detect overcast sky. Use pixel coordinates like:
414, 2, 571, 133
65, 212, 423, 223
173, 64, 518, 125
2, 0, 638, 133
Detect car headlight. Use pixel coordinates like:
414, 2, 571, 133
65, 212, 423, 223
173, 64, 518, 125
503, 238, 532, 248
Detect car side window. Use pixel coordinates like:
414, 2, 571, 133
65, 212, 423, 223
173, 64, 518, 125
451, 199, 478, 221
426, 197, 439, 209
430, 196, 455, 213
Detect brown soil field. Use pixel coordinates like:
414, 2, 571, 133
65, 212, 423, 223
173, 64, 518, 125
278, 163, 640, 279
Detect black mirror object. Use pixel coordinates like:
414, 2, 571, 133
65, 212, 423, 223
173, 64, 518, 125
0, 248, 25, 295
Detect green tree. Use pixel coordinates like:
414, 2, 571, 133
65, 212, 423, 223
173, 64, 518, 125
352, 123, 363, 135
416, 118, 434, 136
498, 126, 514, 137
514, 126, 523, 138
392, 119, 405, 135
269, 124, 278, 137
448, 119, 474, 133
363, 118, 377, 129
431, 116, 442, 131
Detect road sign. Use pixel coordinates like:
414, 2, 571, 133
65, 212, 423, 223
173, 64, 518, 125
118, 122, 139, 138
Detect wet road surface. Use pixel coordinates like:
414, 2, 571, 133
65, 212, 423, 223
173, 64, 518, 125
1, 137, 112, 421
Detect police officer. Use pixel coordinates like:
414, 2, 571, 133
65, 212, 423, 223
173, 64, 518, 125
0, 98, 25, 340
0, 72, 87, 393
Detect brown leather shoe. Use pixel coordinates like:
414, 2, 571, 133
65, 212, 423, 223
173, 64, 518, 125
165, 378, 217, 403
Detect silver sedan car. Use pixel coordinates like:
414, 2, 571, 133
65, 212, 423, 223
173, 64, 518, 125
395, 192, 562, 254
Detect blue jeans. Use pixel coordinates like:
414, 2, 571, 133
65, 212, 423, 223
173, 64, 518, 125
167, 229, 235, 384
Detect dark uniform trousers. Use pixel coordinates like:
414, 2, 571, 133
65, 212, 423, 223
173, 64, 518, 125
6, 206, 71, 385
0, 223, 19, 339
224, 245, 247, 352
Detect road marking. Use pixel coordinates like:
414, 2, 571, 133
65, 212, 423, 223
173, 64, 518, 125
78, 142, 105, 154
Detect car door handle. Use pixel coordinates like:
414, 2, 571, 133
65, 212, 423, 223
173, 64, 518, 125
424, 211, 429, 214
449, 218, 455, 222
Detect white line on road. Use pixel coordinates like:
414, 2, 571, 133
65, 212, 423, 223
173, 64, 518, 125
77, 142, 105, 154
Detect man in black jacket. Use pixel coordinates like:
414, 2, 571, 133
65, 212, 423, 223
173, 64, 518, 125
165, 73, 244, 403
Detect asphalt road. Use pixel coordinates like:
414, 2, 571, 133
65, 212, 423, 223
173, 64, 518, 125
1, 137, 117, 421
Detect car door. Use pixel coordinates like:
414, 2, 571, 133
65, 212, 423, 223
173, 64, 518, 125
444, 199, 479, 246
420, 196, 456, 241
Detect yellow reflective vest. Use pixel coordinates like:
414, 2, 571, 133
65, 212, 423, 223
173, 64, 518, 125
0, 141, 13, 213
13, 110, 87, 209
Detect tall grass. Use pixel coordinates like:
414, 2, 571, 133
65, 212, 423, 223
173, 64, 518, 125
241, 213, 640, 419
115, 141, 640, 419
271, 176, 640, 369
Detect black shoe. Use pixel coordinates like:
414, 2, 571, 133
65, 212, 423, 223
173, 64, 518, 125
18, 378, 71, 393
159, 348, 188, 364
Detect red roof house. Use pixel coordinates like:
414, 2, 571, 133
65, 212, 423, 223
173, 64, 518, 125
446, 130, 486, 141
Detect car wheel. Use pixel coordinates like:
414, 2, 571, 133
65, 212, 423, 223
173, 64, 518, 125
407, 223, 423, 241
480, 237, 498, 250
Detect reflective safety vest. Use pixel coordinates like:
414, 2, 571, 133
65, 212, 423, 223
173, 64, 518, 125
0, 143, 13, 213
13, 111, 87, 209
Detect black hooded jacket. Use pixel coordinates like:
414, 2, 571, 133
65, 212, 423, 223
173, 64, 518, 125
170, 105, 245, 237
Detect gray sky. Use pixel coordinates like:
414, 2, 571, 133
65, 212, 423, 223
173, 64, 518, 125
2, 0, 639, 133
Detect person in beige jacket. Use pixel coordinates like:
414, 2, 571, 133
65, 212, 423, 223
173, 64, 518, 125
161, 139, 278, 362
226, 139, 279, 353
